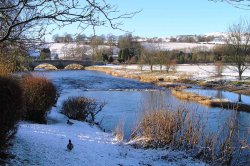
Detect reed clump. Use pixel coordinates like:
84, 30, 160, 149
131, 107, 250, 165
132, 108, 204, 149
114, 121, 125, 142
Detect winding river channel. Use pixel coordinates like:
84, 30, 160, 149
31, 70, 250, 142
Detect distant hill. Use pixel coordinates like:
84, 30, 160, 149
31, 33, 228, 58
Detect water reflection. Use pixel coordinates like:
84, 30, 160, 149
184, 88, 250, 104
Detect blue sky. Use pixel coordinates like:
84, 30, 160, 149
47, 0, 250, 40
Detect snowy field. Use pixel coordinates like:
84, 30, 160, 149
10, 105, 205, 165
46, 41, 218, 59
141, 42, 216, 52
102, 64, 250, 81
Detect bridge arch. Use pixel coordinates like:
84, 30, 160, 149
64, 63, 84, 70
28, 60, 104, 71
35, 63, 58, 70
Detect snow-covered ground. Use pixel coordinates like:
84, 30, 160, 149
10, 106, 205, 165
141, 42, 216, 52
102, 64, 250, 81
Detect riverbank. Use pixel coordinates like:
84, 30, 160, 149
86, 64, 250, 96
171, 89, 250, 112
9, 107, 204, 165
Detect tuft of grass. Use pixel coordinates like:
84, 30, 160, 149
114, 121, 125, 142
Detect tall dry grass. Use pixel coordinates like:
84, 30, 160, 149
131, 108, 205, 149
131, 108, 249, 165
114, 121, 125, 142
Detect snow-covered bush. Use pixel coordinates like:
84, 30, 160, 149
21, 76, 57, 123
0, 76, 23, 160
61, 96, 105, 123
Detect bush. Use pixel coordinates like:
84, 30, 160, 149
21, 76, 57, 123
0, 56, 20, 76
0, 45, 29, 75
62, 96, 105, 123
0, 76, 23, 161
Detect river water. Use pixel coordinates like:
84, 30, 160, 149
31, 70, 250, 141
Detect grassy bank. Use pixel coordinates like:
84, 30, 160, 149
171, 90, 250, 112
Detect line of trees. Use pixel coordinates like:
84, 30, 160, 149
170, 35, 215, 43
53, 34, 109, 44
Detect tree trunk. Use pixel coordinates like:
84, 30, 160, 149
239, 70, 243, 80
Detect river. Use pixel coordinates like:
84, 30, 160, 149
31, 70, 250, 141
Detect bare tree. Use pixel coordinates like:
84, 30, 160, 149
75, 34, 87, 43
0, 0, 138, 43
225, 20, 250, 80
141, 48, 156, 72
90, 35, 104, 60
210, 0, 250, 9
118, 33, 133, 49
74, 44, 88, 60
107, 33, 116, 48
214, 61, 224, 77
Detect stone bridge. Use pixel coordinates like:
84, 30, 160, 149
28, 60, 104, 70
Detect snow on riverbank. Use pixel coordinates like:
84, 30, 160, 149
100, 64, 250, 81
9, 107, 205, 165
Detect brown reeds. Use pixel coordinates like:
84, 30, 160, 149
132, 108, 204, 149
114, 121, 125, 142
131, 106, 250, 165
